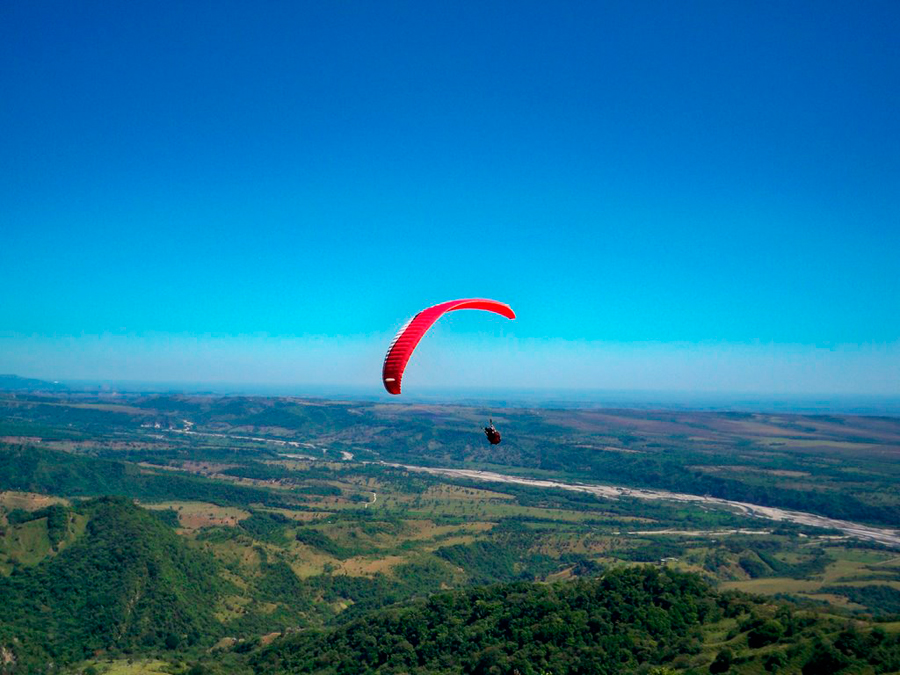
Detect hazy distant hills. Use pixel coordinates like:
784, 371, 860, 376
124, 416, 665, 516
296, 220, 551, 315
0, 375, 66, 392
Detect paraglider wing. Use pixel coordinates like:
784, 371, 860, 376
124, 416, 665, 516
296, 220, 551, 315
382, 299, 516, 395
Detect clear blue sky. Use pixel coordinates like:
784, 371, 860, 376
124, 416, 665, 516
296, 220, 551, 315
2, 1, 898, 395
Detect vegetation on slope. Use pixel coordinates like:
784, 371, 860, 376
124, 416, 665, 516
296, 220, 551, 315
248, 566, 900, 675
0, 498, 221, 668
0, 444, 291, 508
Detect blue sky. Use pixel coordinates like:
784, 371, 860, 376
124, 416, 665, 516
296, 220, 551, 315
2, 1, 898, 395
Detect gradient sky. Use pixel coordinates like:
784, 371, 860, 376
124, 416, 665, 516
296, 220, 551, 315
2, 1, 898, 395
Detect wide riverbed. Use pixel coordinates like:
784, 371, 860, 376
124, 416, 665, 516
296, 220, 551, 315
386, 463, 900, 548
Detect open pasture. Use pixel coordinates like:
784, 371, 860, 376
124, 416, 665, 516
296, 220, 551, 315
140, 500, 251, 530
0, 490, 69, 512
79, 660, 172, 675
721, 545, 900, 611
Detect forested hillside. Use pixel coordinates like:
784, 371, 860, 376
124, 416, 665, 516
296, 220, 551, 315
0, 498, 220, 667
253, 566, 900, 675
4, 512, 899, 675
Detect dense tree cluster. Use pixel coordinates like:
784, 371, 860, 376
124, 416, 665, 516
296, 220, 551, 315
250, 567, 719, 674
820, 584, 900, 617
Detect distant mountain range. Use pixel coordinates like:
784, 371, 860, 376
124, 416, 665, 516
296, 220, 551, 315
0, 374, 66, 391
2, 374, 898, 415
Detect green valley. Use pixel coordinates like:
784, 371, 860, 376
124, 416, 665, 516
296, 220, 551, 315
0, 392, 898, 674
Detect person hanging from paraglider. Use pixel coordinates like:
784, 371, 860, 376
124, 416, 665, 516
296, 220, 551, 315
381, 299, 515, 445
484, 418, 501, 445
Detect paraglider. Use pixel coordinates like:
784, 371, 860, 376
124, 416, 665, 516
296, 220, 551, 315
382, 298, 516, 395
484, 419, 501, 445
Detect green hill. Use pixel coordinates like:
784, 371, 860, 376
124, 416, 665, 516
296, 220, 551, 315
247, 566, 900, 675
0, 497, 221, 668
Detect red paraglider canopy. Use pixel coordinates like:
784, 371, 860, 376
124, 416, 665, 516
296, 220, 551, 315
382, 299, 516, 395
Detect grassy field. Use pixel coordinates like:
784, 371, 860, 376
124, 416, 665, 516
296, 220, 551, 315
139, 500, 251, 530
721, 545, 900, 612
0, 490, 69, 512
78, 660, 173, 675
0, 493, 88, 573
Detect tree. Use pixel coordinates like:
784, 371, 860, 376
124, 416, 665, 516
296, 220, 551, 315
763, 651, 787, 672
709, 648, 733, 674
748, 620, 784, 648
